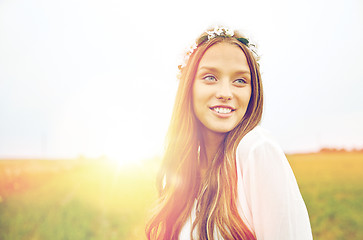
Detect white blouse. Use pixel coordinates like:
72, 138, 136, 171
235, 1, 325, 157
179, 126, 313, 239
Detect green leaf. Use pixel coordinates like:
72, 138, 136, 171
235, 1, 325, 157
197, 35, 209, 45
237, 37, 249, 45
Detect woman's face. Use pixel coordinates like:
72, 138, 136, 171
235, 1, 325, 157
192, 42, 252, 135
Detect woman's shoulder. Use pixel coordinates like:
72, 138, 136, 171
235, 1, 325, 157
236, 126, 313, 240
237, 126, 282, 153
236, 126, 285, 165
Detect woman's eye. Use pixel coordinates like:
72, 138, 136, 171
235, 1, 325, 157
203, 75, 217, 82
234, 79, 247, 85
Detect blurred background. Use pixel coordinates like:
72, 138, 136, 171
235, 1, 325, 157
0, 0, 362, 239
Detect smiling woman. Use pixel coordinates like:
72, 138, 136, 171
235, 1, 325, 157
145, 26, 313, 240
193, 43, 252, 135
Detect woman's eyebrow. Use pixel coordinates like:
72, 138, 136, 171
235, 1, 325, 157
198, 66, 251, 75
234, 70, 251, 75
197, 66, 219, 72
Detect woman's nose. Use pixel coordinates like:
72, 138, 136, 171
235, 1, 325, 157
215, 81, 233, 101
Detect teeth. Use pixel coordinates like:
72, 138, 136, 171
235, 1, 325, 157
213, 107, 232, 114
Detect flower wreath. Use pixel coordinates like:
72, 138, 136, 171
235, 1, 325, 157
178, 26, 259, 70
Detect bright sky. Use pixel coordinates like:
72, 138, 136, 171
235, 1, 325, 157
1, 0, 362, 163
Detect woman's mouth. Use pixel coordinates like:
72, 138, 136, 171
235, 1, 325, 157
210, 106, 235, 115
212, 107, 232, 114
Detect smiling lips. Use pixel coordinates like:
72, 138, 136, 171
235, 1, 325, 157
210, 106, 235, 116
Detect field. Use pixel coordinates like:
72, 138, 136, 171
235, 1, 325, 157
0, 152, 362, 240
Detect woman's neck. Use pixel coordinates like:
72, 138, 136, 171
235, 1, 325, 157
200, 129, 226, 167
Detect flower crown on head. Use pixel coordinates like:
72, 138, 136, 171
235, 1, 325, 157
178, 26, 259, 71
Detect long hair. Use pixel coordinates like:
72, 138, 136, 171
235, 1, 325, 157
146, 28, 263, 240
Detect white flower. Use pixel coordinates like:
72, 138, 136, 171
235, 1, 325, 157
179, 42, 198, 70
207, 26, 235, 39
214, 26, 223, 35
207, 30, 216, 40
226, 28, 234, 37
190, 43, 198, 51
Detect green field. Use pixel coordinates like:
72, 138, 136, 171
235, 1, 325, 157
0, 152, 362, 240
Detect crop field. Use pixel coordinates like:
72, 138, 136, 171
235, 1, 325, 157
0, 152, 362, 240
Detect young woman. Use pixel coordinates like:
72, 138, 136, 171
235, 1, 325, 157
146, 26, 313, 240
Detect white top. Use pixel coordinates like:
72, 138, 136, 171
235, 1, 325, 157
179, 126, 313, 239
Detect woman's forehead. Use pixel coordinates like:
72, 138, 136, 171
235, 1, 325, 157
198, 42, 250, 73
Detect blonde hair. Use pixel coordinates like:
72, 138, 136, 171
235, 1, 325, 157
146, 29, 263, 240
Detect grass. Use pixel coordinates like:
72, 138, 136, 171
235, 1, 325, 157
0, 159, 158, 240
0, 152, 362, 240
288, 152, 363, 240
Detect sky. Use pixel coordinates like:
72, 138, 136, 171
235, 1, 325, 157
0, 0, 362, 163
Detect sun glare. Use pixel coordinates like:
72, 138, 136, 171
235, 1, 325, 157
51, 69, 176, 166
